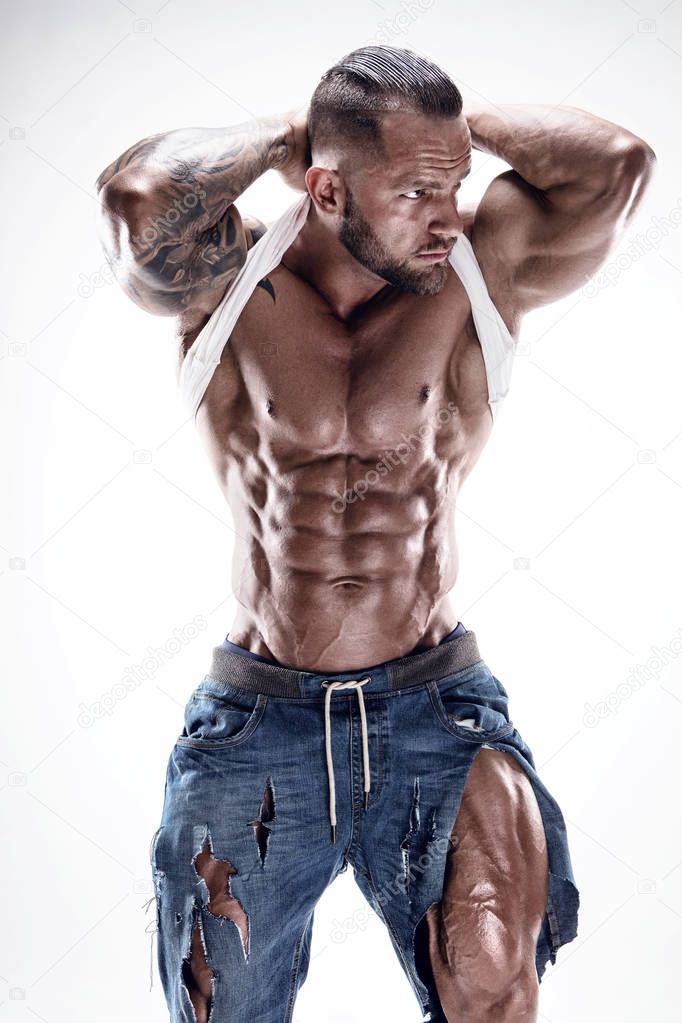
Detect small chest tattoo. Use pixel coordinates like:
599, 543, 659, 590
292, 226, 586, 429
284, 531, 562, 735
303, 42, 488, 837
256, 277, 276, 302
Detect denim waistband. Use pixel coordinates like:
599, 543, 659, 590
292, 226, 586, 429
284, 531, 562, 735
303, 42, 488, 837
205, 622, 482, 699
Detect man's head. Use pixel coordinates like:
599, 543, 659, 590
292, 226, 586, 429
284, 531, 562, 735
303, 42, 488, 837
306, 45, 471, 295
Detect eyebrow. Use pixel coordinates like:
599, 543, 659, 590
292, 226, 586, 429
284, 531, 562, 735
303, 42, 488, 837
401, 178, 446, 189
395, 166, 472, 189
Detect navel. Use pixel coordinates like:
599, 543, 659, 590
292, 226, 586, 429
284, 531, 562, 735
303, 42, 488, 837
266, 398, 276, 417
419, 384, 431, 403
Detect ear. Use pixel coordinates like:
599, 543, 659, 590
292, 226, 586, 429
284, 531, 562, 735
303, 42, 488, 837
305, 165, 345, 216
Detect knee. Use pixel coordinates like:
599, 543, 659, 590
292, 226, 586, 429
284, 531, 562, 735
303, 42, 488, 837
449, 961, 539, 1022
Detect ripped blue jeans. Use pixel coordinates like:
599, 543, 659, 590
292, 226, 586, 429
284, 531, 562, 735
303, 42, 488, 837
147, 623, 579, 1021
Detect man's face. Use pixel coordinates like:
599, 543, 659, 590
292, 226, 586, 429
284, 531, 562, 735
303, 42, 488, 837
337, 110, 472, 296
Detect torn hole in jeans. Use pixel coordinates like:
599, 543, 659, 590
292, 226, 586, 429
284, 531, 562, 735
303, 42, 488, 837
192, 827, 250, 960
181, 904, 216, 1023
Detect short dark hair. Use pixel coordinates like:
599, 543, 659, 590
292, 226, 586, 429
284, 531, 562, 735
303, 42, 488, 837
308, 45, 463, 167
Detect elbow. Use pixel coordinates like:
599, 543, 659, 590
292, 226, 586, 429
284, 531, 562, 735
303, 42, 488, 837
595, 136, 657, 214
95, 179, 128, 262
637, 140, 657, 167
96, 176, 155, 260
625, 140, 657, 180
610, 134, 657, 183
95, 166, 112, 195
624, 141, 658, 211
98, 175, 144, 224
606, 138, 657, 230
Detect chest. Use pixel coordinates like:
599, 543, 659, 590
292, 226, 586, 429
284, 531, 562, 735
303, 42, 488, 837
196, 264, 494, 459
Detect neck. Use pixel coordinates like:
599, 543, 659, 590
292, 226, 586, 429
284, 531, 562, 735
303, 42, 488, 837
282, 197, 393, 323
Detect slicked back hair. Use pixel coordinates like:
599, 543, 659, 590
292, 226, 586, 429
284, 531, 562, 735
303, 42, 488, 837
308, 46, 463, 169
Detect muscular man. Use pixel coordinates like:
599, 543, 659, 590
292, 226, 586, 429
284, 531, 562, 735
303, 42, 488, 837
96, 46, 654, 1023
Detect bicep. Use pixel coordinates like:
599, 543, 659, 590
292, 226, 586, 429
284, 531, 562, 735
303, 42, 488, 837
472, 147, 655, 313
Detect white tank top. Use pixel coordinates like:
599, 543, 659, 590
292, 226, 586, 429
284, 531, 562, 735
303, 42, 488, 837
178, 192, 517, 423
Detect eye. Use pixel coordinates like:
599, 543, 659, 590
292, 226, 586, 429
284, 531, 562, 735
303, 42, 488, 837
401, 184, 462, 201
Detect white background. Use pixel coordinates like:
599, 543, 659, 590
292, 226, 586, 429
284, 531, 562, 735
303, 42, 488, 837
1, 0, 681, 1020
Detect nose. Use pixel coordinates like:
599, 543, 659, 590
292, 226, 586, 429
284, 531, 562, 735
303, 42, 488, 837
429, 198, 464, 242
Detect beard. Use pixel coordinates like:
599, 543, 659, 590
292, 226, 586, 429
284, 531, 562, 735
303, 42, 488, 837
337, 187, 450, 296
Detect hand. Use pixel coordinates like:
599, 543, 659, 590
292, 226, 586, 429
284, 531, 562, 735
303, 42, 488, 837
461, 98, 486, 150
277, 104, 311, 193
461, 99, 502, 154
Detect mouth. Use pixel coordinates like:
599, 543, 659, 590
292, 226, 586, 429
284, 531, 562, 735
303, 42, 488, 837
415, 250, 450, 263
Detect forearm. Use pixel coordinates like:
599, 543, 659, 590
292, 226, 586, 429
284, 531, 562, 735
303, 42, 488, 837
463, 102, 655, 194
96, 114, 292, 249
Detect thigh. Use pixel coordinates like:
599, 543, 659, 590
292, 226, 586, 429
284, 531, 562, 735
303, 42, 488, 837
427, 746, 549, 1006
150, 689, 343, 1023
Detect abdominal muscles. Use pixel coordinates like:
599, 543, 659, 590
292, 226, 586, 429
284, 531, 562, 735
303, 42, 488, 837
224, 445, 465, 671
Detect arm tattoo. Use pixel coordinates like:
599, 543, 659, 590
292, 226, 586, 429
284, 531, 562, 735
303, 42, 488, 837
96, 116, 290, 315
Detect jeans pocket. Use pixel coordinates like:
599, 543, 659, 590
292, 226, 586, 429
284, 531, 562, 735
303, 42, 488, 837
427, 666, 514, 743
175, 684, 268, 749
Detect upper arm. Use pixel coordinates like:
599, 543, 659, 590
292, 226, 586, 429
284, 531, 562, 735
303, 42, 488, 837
96, 176, 268, 323
470, 142, 657, 315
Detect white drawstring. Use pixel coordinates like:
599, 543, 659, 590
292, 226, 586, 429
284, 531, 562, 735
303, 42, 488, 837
321, 677, 372, 843
142, 896, 157, 990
